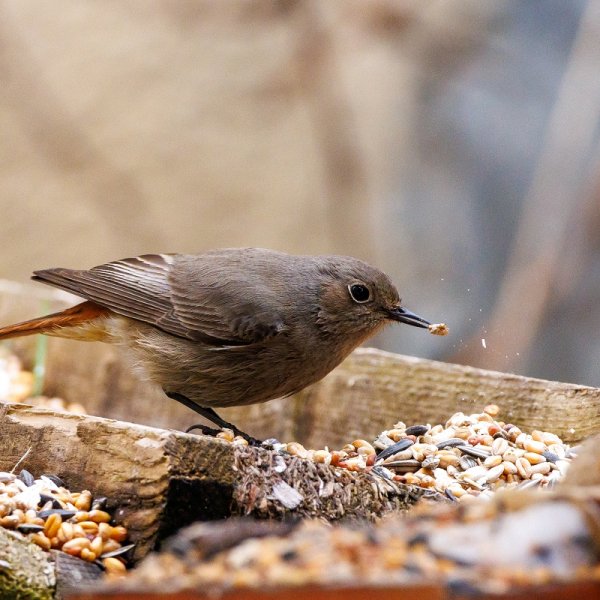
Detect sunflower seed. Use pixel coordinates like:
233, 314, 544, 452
384, 459, 421, 472
100, 543, 135, 559
376, 439, 414, 461
436, 438, 466, 450
17, 524, 44, 534
405, 425, 429, 437
459, 446, 490, 460
18, 470, 35, 487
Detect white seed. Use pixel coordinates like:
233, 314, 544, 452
352, 440, 375, 456
312, 450, 332, 465
516, 457, 532, 479
446, 483, 467, 498
530, 462, 551, 475
523, 439, 546, 454
502, 450, 519, 463
485, 464, 505, 483
541, 432, 562, 445
523, 452, 546, 465
373, 433, 395, 450
514, 433, 528, 447
483, 455, 502, 468
491, 438, 509, 456
437, 452, 460, 469
507, 427, 522, 442
286, 442, 309, 459
461, 466, 489, 481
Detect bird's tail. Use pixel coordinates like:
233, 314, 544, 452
0, 301, 110, 341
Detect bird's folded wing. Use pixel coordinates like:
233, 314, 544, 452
32, 253, 286, 346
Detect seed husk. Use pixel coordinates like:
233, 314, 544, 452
39, 494, 62, 509
18, 470, 35, 487
422, 455, 441, 470
91, 497, 108, 511
459, 456, 478, 471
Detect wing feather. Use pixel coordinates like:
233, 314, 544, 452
32, 251, 289, 346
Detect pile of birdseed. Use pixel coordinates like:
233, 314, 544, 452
219, 405, 574, 499
115, 493, 600, 595
0, 470, 131, 576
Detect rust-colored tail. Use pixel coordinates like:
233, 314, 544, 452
0, 301, 110, 341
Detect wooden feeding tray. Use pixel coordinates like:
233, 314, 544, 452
67, 581, 600, 600
1, 315, 600, 598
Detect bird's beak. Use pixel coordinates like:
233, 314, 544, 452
386, 306, 431, 329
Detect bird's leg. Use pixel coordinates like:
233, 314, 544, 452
165, 391, 262, 446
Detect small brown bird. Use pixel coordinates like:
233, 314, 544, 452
0, 248, 439, 442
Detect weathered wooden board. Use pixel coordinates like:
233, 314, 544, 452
284, 348, 600, 447
0, 403, 235, 559
0, 403, 429, 561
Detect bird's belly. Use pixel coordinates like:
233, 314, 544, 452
118, 321, 347, 409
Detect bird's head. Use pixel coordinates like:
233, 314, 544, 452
315, 257, 430, 342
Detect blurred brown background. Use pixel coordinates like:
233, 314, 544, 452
1, 0, 599, 427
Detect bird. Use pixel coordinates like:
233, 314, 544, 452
0, 248, 441, 443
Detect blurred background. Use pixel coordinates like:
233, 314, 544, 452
0, 0, 598, 399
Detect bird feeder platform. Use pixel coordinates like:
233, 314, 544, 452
0, 327, 599, 598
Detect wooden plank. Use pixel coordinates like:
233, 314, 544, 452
0, 403, 236, 559
67, 584, 445, 600
285, 348, 600, 447
64, 581, 600, 600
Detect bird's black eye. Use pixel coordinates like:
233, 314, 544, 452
348, 283, 371, 303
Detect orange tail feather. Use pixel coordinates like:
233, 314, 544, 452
0, 301, 110, 341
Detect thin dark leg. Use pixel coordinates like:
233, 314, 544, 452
165, 391, 262, 446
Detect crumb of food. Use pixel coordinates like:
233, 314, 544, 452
428, 323, 448, 336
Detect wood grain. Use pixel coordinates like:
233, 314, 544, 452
289, 348, 600, 447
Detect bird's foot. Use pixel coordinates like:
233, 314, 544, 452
165, 391, 263, 446
185, 423, 222, 437
185, 422, 262, 447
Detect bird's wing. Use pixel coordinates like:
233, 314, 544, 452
32, 253, 287, 346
